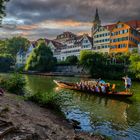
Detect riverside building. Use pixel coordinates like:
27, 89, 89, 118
110, 22, 140, 53
91, 9, 140, 54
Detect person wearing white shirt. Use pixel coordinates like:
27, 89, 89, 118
122, 75, 132, 92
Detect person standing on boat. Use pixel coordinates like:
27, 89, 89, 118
122, 75, 132, 92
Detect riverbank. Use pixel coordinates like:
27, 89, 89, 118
0, 93, 104, 140
22, 71, 92, 78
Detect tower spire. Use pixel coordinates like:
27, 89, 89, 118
95, 8, 100, 21
91, 8, 101, 37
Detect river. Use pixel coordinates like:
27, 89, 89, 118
10, 75, 140, 139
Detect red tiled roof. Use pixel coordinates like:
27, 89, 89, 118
104, 24, 116, 31
104, 20, 140, 31
56, 31, 77, 39
51, 40, 64, 49
125, 20, 140, 29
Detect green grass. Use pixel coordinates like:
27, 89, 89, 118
27, 91, 65, 116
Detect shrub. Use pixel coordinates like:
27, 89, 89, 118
28, 92, 62, 110
0, 73, 26, 95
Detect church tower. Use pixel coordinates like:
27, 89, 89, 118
91, 8, 101, 37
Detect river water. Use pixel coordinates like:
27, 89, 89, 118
18, 75, 140, 139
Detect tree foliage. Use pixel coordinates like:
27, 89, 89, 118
25, 42, 56, 72
65, 55, 78, 65
6, 36, 30, 58
80, 50, 127, 79
0, 54, 14, 72
0, 0, 9, 24
129, 53, 140, 79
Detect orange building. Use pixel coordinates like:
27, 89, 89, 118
110, 22, 140, 53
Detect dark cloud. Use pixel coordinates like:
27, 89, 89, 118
1, 0, 140, 40
6, 0, 140, 24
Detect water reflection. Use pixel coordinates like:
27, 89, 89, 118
24, 75, 140, 140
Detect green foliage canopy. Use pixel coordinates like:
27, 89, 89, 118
79, 50, 127, 79
129, 53, 140, 79
0, 0, 9, 23
0, 54, 14, 72
6, 36, 30, 58
65, 55, 78, 65
25, 42, 56, 72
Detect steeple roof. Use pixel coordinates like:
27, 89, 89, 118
94, 8, 100, 22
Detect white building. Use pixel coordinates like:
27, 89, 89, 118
16, 43, 35, 68
48, 40, 64, 61
25, 44, 35, 59
16, 49, 26, 68
91, 9, 110, 54
93, 26, 110, 53
60, 34, 93, 60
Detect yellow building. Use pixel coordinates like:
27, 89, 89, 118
110, 22, 140, 53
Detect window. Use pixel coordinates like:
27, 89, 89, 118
120, 30, 123, 34
111, 32, 114, 36
116, 32, 118, 35
124, 29, 128, 33
118, 44, 126, 48
117, 24, 124, 28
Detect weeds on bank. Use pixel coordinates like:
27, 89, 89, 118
27, 92, 64, 115
0, 74, 65, 116
0, 73, 26, 95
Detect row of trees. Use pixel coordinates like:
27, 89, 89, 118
0, 36, 79, 72
79, 50, 140, 80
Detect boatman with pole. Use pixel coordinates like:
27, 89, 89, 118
122, 75, 132, 92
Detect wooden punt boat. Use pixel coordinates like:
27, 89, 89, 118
53, 80, 133, 97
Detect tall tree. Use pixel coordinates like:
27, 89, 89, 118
6, 36, 30, 58
0, 54, 14, 72
25, 42, 56, 72
0, 0, 10, 24
129, 53, 140, 79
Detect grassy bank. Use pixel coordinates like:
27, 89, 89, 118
0, 73, 64, 116
26, 91, 65, 116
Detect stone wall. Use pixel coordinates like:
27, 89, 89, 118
54, 65, 89, 75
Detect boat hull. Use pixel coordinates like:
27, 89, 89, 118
53, 80, 133, 97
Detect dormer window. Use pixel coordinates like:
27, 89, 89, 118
117, 24, 124, 28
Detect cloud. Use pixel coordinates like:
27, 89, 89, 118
16, 25, 39, 31
0, 0, 139, 40
6, 0, 140, 24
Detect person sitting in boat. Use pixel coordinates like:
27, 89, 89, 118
78, 82, 83, 89
95, 85, 100, 93
122, 75, 132, 92
90, 85, 95, 92
104, 83, 110, 94
100, 83, 106, 94
76, 82, 80, 89
97, 78, 106, 85
81, 82, 85, 90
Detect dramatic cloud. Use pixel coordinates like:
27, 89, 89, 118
1, 0, 140, 40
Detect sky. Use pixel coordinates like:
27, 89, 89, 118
0, 0, 140, 40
